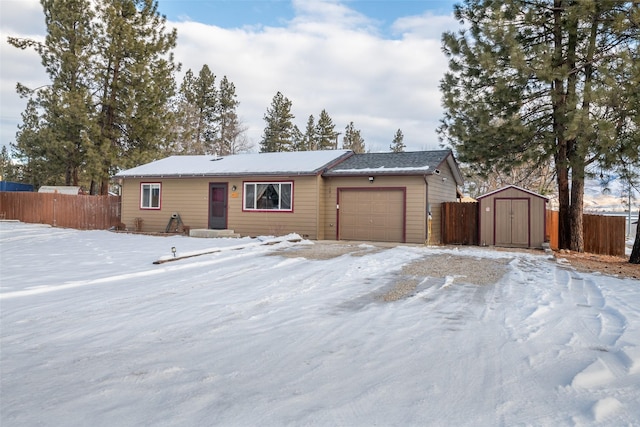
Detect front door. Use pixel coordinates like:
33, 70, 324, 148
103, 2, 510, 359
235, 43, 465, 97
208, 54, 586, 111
209, 183, 227, 229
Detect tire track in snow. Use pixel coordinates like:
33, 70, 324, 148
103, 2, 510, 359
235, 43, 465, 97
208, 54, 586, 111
490, 256, 638, 425
554, 265, 637, 424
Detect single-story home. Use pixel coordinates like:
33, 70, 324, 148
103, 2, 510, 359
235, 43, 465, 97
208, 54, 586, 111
114, 149, 463, 244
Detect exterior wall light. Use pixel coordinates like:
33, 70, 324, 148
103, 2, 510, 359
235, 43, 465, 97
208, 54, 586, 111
368, 176, 374, 183
231, 185, 237, 191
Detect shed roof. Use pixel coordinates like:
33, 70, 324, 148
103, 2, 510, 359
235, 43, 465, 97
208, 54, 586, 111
477, 185, 549, 200
114, 150, 353, 178
38, 186, 82, 195
323, 150, 463, 185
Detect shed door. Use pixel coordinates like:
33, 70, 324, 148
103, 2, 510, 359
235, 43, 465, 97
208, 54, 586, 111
495, 199, 529, 247
338, 189, 404, 243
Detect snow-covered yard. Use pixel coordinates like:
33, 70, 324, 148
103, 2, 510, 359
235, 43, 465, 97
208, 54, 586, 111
1, 222, 639, 426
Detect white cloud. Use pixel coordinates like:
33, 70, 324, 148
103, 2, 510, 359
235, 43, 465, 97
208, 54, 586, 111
0, 0, 48, 149
0, 0, 459, 154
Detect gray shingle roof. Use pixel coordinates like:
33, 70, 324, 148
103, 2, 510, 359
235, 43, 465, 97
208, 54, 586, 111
323, 150, 453, 176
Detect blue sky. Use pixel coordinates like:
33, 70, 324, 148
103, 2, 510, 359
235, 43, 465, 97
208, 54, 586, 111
1, 0, 462, 154
156, 0, 458, 35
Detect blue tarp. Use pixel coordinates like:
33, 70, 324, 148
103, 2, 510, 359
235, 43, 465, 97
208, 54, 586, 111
0, 181, 34, 192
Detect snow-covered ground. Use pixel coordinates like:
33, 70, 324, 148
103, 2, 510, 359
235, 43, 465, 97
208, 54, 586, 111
1, 222, 639, 426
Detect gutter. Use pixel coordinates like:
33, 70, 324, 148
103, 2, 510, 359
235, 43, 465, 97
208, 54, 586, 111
424, 174, 430, 244
114, 171, 320, 179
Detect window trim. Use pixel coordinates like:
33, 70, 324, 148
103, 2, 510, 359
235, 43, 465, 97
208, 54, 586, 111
243, 181, 294, 212
140, 182, 162, 210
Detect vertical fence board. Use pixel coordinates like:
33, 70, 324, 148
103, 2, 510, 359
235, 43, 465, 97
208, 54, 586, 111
0, 192, 121, 230
543, 210, 623, 256
441, 202, 479, 245
545, 210, 559, 250
583, 214, 625, 257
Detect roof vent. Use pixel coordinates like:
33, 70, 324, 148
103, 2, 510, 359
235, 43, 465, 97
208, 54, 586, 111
210, 152, 223, 161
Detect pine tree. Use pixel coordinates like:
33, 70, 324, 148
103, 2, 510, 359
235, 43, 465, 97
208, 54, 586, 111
215, 76, 251, 155
315, 109, 338, 150
342, 122, 365, 153
216, 76, 247, 155
175, 66, 218, 154
390, 129, 405, 153
439, 0, 640, 251
8, 0, 179, 194
8, 0, 95, 187
92, 0, 178, 193
12, 99, 56, 188
0, 147, 18, 183
260, 92, 295, 152
300, 115, 317, 151
291, 125, 305, 152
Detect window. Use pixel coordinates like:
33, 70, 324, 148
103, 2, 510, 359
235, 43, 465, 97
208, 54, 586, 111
244, 182, 292, 211
140, 183, 161, 209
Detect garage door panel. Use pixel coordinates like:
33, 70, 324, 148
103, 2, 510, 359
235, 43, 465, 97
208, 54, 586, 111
339, 189, 404, 243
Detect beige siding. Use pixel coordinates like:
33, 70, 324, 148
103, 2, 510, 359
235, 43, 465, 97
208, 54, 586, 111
478, 187, 547, 248
316, 175, 328, 240
229, 175, 321, 239
424, 163, 459, 244
121, 175, 323, 238
121, 177, 210, 232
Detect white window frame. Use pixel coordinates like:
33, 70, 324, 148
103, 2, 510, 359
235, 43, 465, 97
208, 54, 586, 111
140, 183, 161, 210
243, 181, 293, 212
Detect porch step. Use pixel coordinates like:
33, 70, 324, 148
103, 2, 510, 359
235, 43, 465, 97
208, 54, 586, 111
189, 229, 241, 238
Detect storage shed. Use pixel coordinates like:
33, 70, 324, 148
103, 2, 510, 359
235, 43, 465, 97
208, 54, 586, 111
477, 185, 548, 248
38, 186, 82, 195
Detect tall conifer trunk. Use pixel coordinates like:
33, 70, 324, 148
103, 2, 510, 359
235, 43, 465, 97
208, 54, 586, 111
569, 165, 585, 252
552, 0, 571, 250
630, 209, 640, 264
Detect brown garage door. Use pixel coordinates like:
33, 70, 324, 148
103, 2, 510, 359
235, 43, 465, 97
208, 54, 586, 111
338, 188, 405, 242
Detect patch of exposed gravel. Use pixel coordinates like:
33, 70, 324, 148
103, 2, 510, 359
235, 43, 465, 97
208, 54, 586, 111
269, 243, 382, 260
382, 255, 512, 302
271, 242, 512, 303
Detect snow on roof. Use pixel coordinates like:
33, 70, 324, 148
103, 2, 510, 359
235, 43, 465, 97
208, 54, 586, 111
323, 150, 464, 186
38, 186, 82, 195
323, 150, 452, 176
114, 150, 353, 178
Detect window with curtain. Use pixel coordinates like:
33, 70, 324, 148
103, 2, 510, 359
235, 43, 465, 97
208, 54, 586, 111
244, 182, 293, 211
140, 183, 161, 209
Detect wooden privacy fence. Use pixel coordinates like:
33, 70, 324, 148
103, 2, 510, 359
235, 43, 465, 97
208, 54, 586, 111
0, 192, 121, 230
582, 214, 626, 256
545, 209, 559, 250
545, 211, 625, 256
443, 202, 625, 257
441, 202, 479, 245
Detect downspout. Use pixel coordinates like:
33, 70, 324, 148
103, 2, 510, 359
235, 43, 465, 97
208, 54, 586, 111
424, 174, 430, 245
